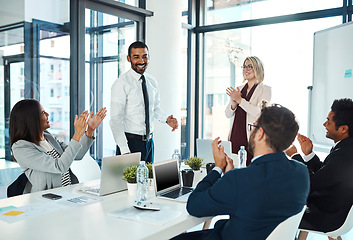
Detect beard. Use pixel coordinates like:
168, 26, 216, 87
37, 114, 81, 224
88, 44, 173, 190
248, 131, 255, 155
131, 63, 147, 74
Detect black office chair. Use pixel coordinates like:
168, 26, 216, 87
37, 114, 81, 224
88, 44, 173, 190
7, 173, 28, 197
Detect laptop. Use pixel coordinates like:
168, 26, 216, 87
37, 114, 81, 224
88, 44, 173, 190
152, 159, 193, 202
196, 138, 232, 164
81, 152, 141, 196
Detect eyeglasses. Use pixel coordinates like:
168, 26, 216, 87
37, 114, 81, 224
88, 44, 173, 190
248, 123, 259, 132
241, 65, 254, 70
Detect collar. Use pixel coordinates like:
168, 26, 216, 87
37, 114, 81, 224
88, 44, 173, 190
128, 68, 144, 81
333, 136, 353, 150
251, 154, 263, 163
249, 152, 287, 165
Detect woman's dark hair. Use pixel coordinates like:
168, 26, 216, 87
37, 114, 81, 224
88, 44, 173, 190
9, 99, 42, 146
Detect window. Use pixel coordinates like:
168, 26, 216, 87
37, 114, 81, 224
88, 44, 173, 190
202, 16, 341, 141
205, 0, 342, 25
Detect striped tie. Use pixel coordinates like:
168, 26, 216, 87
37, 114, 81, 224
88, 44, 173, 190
47, 148, 71, 186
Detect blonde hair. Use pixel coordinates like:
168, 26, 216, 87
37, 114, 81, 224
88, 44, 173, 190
243, 56, 265, 83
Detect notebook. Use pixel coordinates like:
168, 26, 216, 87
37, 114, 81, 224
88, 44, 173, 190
81, 152, 141, 196
152, 159, 193, 203
196, 138, 232, 164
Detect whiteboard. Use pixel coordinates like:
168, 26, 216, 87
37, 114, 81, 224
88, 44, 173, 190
309, 21, 353, 149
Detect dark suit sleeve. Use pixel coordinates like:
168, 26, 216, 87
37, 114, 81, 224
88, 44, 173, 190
309, 151, 349, 192
292, 154, 323, 173
186, 170, 238, 217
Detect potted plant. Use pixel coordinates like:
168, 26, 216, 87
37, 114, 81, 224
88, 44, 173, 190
122, 165, 138, 195
184, 156, 204, 171
184, 157, 204, 186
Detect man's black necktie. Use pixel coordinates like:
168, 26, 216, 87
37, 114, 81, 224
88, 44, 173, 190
141, 75, 150, 140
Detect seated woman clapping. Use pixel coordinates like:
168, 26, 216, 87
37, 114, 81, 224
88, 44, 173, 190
9, 99, 106, 193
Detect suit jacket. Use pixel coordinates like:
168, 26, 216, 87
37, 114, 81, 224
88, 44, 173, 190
225, 83, 271, 141
12, 130, 94, 193
293, 137, 353, 232
186, 152, 310, 240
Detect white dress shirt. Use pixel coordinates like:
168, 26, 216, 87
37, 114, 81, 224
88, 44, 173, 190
110, 68, 167, 154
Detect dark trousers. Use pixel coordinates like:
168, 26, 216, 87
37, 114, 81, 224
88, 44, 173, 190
116, 133, 154, 163
170, 229, 214, 240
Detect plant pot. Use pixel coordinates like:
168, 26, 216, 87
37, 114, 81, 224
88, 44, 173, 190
193, 170, 201, 187
127, 183, 137, 195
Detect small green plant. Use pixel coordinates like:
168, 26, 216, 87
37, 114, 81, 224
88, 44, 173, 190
184, 156, 204, 171
146, 162, 153, 179
122, 165, 138, 184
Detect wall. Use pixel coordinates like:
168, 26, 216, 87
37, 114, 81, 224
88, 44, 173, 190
25, 0, 69, 24
0, 0, 25, 26
146, 0, 182, 162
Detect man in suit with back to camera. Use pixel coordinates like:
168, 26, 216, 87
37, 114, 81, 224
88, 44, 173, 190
172, 104, 310, 240
286, 98, 353, 236
110, 41, 178, 163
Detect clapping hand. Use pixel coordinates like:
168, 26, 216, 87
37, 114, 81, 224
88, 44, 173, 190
224, 154, 234, 173
167, 115, 178, 131
297, 133, 313, 155
86, 107, 107, 137
72, 110, 90, 142
211, 137, 227, 173
285, 144, 298, 157
226, 87, 242, 104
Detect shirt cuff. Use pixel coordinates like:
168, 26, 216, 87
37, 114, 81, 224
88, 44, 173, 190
213, 167, 223, 175
303, 152, 315, 162
120, 146, 130, 155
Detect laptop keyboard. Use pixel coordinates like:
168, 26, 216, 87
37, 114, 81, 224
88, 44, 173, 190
83, 186, 100, 194
162, 187, 193, 199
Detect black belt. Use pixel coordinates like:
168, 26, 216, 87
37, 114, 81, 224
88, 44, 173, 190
125, 132, 153, 141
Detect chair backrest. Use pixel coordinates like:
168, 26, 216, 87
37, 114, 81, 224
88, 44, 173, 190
266, 205, 306, 240
326, 204, 353, 238
70, 153, 101, 182
7, 173, 28, 198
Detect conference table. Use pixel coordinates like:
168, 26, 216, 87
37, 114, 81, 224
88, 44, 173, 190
0, 179, 211, 240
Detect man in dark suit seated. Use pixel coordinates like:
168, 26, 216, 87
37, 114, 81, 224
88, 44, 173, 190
172, 104, 310, 240
286, 98, 353, 235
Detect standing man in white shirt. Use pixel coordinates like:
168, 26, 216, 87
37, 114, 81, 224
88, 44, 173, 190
110, 41, 178, 163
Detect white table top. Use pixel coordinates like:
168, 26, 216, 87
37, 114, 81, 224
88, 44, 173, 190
0, 180, 210, 240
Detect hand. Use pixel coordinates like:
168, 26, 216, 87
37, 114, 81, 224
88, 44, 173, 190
226, 87, 242, 104
297, 133, 313, 155
224, 154, 234, 173
167, 115, 178, 131
86, 107, 107, 137
72, 110, 90, 142
211, 137, 227, 172
285, 144, 298, 157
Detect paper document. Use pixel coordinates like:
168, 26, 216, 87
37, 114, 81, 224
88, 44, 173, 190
109, 205, 182, 225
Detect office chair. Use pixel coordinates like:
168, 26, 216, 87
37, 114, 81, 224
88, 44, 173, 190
71, 153, 101, 182
266, 205, 306, 240
298, 204, 353, 240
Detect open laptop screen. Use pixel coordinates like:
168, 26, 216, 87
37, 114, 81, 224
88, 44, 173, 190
154, 159, 180, 192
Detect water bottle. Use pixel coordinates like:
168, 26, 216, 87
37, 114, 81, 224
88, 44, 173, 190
136, 161, 149, 202
172, 149, 182, 169
238, 146, 247, 168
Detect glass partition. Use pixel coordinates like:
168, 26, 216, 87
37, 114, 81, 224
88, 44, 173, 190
85, 9, 138, 159
202, 16, 341, 142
